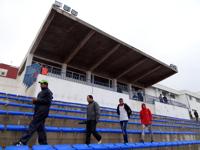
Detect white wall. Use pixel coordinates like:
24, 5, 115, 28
0, 77, 20, 94
32, 75, 155, 113
155, 101, 190, 119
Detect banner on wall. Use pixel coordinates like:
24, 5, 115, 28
23, 63, 41, 88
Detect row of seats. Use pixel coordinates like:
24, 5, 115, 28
0, 92, 195, 122
0, 100, 197, 128
0, 124, 199, 135
3, 140, 200, 150
0, 109, 199, 132
0, 93, 197, 126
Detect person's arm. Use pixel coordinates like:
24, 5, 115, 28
94, 102, 100, 121
125, 104, 132, 118
34, 90, 53, 105
117, 105, 120, 115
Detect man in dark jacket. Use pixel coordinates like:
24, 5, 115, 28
117, 98, 132, 143
86, 95, 102, 144
194, 110, 199, 122
14, 80, 53, 145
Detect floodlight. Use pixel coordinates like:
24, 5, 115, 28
54, 1, 62, 8
71, 9, 78, 16
63, 4, 71, 12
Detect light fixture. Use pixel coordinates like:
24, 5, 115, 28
54, 1, 62, 8
71, 9, 78, 16
63, 4, 71, 12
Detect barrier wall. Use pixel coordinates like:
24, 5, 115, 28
155, 101, 190, 119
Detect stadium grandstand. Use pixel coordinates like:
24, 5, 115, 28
0, 1, 200, 149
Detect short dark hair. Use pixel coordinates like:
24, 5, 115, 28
142, 103, 146, 107
88, 95, 93, 99
119, 98, 123, 101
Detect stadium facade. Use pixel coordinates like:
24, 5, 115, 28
0, 4, 200, 120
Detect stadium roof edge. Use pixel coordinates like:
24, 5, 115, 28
18, 5, 177, 88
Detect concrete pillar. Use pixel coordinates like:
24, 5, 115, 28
86, 71, 91, 83
128, 84, 133, 99
25, 53, 33, 67
113, 79, 117, 91
155, 88, 159, 98
61, 64, 67, 78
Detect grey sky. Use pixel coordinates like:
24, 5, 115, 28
0, 0, 200, 92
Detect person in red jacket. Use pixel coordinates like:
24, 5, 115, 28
140, 103, 153, 143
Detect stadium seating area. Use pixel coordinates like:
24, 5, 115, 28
0, 91, 200, 149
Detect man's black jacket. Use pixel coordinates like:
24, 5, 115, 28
117, 103, 132, 119
34, 87, 53, 119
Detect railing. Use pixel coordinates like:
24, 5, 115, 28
32, 62, 187, 109
145, 94, 187, 108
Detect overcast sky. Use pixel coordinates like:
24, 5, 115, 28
0, 0, 200, 92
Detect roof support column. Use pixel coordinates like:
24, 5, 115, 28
26, 54, 33, 67
61, 64, 67, 78
128, 84, 133, 99
86, 71, 92, 83
112, 79, 117, 92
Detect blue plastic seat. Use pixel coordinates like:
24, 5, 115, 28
32, 145, 54, 150
101, 143, 121, 150
89, 143, 109, 150
45, 126, 59, 132
54, 144, 75, 150
0, 146, 2, 150
115, 143, 132, 149
0, 124, 4, 130
5, 146, 29, 150
72, 144, 93, 150
0, 110, 6, 115
7, 111, 24, 116
6, 125, 27, 131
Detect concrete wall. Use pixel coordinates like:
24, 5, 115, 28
0, 77, 20, 94
155, 101, 190, 119
32, 74, 155, 113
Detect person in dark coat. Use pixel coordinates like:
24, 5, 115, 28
14, 80, 53, 145
194, 110, 199, 122
117, 98, 132, 143
85, 95, 102, 144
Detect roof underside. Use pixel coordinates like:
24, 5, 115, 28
30, 6, 177, 88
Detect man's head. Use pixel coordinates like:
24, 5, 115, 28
39, 80, 48, 88
141, 103, 146, 109
87, 95, 93, 103
119, 98, 124, 105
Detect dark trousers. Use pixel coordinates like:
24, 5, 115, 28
120, 121, 128, 143
20, 116, 47, 145
86, 120, 101, 144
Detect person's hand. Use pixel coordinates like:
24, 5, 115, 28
32, 98, 37, 104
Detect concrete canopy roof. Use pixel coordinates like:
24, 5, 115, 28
29, 5, 177, 88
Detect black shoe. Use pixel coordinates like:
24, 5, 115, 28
151, 140, 154, 143
13, 141, 24, 146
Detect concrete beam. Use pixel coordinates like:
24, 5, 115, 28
64, 30, 95, 64
133, 66, 161, 83
116, 58, 148, 79
89, 44, 120, 71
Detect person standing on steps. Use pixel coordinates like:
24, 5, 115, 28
117, 98, 132, 143
14, 80, 53, 146
140, 103, 154, 143
85, 95, 102, 144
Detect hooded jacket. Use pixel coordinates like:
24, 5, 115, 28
140, 107, 152, 125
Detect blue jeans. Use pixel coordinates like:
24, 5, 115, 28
120, 121, 128, 143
